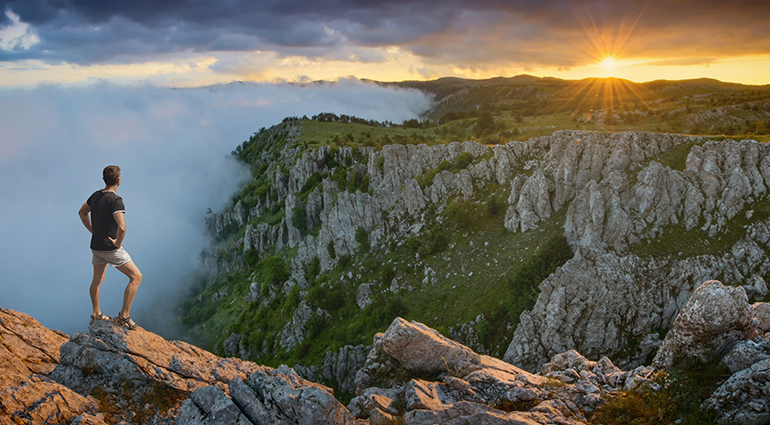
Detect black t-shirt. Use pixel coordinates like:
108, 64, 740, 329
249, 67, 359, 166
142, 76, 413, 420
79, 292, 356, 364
87, 190, 125, 251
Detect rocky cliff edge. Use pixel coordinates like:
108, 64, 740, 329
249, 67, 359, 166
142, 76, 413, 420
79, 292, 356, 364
5, 278, 770, 425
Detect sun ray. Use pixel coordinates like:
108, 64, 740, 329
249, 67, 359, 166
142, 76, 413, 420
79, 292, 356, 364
568, 0, 650, 68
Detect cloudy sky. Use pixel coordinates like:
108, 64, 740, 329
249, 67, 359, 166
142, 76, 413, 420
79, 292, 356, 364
0, 0, 769, 87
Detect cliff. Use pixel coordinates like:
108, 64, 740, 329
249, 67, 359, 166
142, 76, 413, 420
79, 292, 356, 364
5, 278, 770, 424
191, 123, 770, 383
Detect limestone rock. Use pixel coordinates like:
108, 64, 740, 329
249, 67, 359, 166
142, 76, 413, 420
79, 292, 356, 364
55, 319, 262, 394
348, 318, 670, 424
722, 334, 770, 373
319, 344, 371, 395
754, 302, 770, 333
243, 365, 357, 424
176, 386, 252, 425
703, 358, 770, 424
0, 307, 99, 424
278, 300, 315, 352
380, 318, 483, 375
653, 280, 753, 369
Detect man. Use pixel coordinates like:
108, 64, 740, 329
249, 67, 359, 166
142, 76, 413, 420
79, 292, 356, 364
78, 165, 143, 330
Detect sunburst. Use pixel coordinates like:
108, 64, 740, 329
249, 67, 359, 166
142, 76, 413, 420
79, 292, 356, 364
600, 56, 616, 69
569, 1, 649, 70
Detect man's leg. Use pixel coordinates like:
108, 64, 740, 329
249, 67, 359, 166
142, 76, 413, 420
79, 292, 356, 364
91, 264, 108, 316
116, 261, 142, 319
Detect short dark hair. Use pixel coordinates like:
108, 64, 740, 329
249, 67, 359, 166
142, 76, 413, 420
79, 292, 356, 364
103, 165, 121, 185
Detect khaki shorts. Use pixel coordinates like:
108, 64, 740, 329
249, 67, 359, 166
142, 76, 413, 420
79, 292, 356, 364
92, 247, 132, 267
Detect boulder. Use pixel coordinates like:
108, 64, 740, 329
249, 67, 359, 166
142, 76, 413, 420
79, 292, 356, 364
653, 280, 753, 369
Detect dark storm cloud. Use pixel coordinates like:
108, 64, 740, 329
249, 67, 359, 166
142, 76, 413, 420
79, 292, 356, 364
1, 0, 769, 70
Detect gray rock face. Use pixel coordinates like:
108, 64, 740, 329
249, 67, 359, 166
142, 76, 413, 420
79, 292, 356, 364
23, 300, 770, 424
722, 334, 770, 373
507, 211, 770, 372
698, 302, 770, 424
204, 127, 770, 404
652, 280, 752, 369
349, 317, 658, 425
294, 344, 371, 395
278, 300, 315, 352
320, 345, 371, 395
703, 359, 770, 424
177, 386, 252, 425
504, 250, 729, 371
180, 366, 357, 425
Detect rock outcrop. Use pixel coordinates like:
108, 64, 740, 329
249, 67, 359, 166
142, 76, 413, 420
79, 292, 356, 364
349, 317, 648, 424
202, 126, 770, 402
1, 307, 352, 425
1, 305, 667, 425
10, 277, 770, 424
0, 308, 99, 425
652, 280, 753, 369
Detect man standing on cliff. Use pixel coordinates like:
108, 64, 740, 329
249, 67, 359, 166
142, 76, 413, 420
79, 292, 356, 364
78, 165, 143, 330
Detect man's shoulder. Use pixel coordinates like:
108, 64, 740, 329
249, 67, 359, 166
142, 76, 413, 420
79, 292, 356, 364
87, 189, 102, 204
88, 190, 123, 205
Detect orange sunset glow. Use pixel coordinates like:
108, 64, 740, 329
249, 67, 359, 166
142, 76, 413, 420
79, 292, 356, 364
0, 1, 768, 87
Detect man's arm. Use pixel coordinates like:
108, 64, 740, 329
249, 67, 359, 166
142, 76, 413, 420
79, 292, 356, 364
110, 212, 127, 248
78, 203, 92, 234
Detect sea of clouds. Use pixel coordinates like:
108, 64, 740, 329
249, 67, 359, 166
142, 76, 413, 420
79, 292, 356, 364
0, 79, 432, 336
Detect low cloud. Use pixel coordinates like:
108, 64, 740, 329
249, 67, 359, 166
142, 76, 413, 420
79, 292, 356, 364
642, 57, 717, 67
0, 79, 432, 335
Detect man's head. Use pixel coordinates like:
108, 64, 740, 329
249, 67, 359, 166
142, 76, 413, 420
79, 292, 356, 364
103, 165, 121, 186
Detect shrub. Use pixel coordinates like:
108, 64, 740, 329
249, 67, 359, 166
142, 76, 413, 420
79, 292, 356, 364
425, 224, 450, 255
592, 357, 728, 425
307, 284, 346, 312
381, 266, 396, 283
245, 248, 260, 267
263, 256, 290, 284
300, 171, 323, 195
328, 240, 336, 259
505, 234, 573, 324
282, 285, 301, 314
445, 199, 474, 231
487, 193, 507, 216
455, 152, 474, 170
306, 257, 321, 285
355, 226, 370, 251
374, 155, 385, 171
306, 314, 327, 339
291, 206, 307, 233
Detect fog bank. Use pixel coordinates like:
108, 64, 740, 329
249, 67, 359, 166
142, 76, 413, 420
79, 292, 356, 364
0, 79, 432, 335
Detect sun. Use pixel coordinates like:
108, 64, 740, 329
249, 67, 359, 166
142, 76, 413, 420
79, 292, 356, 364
600, 56, 616, 69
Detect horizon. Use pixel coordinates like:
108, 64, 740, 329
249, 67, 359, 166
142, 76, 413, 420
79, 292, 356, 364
1, 1, 769, 87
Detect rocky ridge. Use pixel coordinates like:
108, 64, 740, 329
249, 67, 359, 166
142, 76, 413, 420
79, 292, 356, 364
0, 305, 671, 425
7, 278, 770, 424
202, 125, 770, 376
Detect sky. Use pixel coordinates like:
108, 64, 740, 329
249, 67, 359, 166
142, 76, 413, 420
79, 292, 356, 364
0, 80, 431, 335
0, 0, 769, 87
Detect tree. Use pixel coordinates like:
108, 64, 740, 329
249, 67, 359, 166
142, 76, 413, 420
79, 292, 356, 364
474, 110, 496, 137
